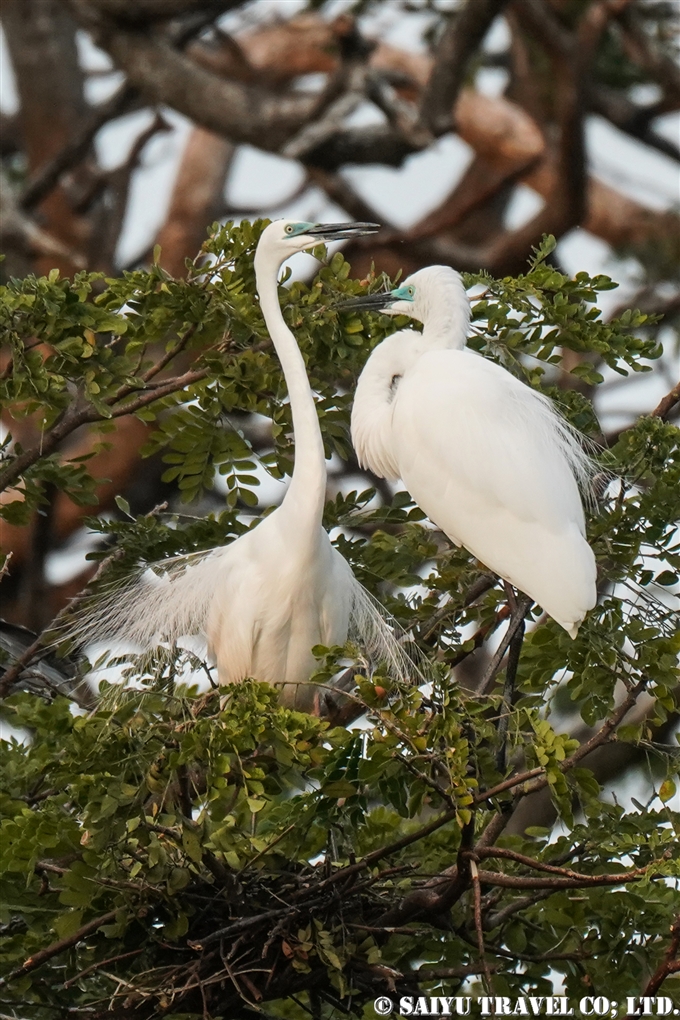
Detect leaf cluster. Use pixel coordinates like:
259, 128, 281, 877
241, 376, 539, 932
1, 225, 678, 1017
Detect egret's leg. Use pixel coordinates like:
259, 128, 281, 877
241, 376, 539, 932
495, 584, 529, 772
478, 584, 530, 697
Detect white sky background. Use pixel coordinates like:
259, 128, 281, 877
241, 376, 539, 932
1, 4, 679, 783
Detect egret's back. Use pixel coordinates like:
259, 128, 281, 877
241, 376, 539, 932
352, 325, 597, 636
392, 348, 596, 634
206, 508, 354, 712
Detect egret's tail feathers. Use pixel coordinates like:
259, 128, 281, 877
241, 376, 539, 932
347, 579, 429, 687
53, 548, 224, 658
52, 547, 431, 698
530, 391, 600, 507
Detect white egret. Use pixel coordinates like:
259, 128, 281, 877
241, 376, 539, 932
345, 266, 597, 637
66, 219, 413, 713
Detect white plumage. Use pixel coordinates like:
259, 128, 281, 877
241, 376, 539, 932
65, 219, 417, 711
349, 265, 597, 637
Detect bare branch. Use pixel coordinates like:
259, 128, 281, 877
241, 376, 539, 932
0, 910, 118, 987
19, 84, 137, 211
616, 5, 680, 108
421, 0, 510, 135
475, 864, 649, 890
80, 19, 343, 152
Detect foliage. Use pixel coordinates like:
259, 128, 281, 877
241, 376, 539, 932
0, 224, 679, 1018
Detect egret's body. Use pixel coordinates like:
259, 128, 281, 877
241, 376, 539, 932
69, 219, 409, 713
202, 220, 364, 708
349, 266, 597, 636
203, 449, 355, 706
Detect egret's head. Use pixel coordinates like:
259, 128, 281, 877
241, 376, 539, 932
257, 219, 380, 264
337, 266, 468, 327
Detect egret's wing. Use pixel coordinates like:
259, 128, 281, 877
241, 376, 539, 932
394, 349, 594, 535
392, 349, 597, 631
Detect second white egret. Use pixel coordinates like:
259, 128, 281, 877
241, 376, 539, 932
346, 266, 597, 637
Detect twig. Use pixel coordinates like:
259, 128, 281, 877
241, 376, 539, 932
478, 596, 530, 695
495, 587, 529, 770
62, 948, 144, 989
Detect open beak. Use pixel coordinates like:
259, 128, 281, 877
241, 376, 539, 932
304, 221, 381, 241
335, 291, 395, 312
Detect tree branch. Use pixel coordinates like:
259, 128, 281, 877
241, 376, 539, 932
421, 0, 510, 135
651, 381, 680, 421
19, 84, 137, 211
625, 914, 680, 1005
475, 864, 649, 890
0, 910, 118, 987
616, 5, 680, 108
81, 19, 343, 152
0, 367, 207, 496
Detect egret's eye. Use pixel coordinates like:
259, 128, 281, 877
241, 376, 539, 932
285, 224, 295, 235
407, 286, 415, 298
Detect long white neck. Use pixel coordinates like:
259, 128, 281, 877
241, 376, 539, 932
419, 279, 470, 351
255, 251, 326, 521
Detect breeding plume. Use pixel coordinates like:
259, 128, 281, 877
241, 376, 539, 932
67, 220, 412, 711
346, 266, 597, 636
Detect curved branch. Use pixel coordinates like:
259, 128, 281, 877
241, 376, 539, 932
84, 21, 342, 151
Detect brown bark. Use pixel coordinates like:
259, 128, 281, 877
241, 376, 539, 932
0, 416, 151, 569
524, 160, 680, 255
84, 21, 340, 153
2, 0, 91, 275
420, 0, 511, 134
156, 128, 234, 277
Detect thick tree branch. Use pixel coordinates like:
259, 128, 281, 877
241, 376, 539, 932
589, 85, 680, 164
156, 127, 234, 277
616, 5, 680, 108
19, 84, 137, 211
3, 0, 90, 274
81, 21, 343, 152
79, 0, 238, 24
421, 0, 510, 135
